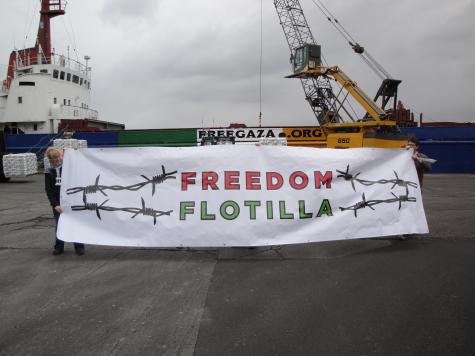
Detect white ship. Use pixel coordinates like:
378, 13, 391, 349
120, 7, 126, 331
0, 0, 124, 134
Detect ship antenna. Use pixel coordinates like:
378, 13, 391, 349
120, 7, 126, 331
84, 56, 91, 75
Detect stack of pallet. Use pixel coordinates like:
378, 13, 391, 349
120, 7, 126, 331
259, 138, 287, 146
44, 139, 88, 170
2, 153, 38, 178
53, 139, 88, 150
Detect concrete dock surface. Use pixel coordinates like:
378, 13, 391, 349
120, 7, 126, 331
0, 174, 474, 355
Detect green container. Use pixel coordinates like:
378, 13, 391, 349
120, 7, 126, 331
118, 129, 197, 146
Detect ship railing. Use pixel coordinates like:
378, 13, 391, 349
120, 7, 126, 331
15, 53, 91, 78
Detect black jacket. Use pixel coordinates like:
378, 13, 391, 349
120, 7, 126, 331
45, 167, 62, 207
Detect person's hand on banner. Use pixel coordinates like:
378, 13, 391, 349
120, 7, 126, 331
54, 206, 62, 214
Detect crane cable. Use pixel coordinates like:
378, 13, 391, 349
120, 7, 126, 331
24, 0, 39, 47
309, 0, 392, 79
64, 2, 81, 63
304, 1, 361, 121
258, 0, 263, 127
22, 0, 32, 47
61, 12, 80, 63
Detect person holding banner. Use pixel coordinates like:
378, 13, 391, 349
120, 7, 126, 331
408, 137, 433, 187
399, 137, 433, 241
45, 147, 85, 256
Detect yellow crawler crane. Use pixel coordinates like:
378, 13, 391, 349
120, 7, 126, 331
286, 44, 409, 149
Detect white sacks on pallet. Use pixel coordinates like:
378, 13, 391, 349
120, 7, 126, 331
44, 139, 88, 170
53, 139, 88, 150
2, 153, 38, 178
259, 138, 287, 146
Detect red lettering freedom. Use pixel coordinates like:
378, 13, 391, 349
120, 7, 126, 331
181, 171, 332, 191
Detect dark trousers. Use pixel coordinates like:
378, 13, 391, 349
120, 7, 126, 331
53, 209, 84, 251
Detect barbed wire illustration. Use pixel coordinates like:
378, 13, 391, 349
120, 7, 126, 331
66, 165, 177, 197
336, 165, 417, 191
339, 187, 417, 217
389, 187, 417, 210
339, 193, 374, 217
71, 196, 172, 225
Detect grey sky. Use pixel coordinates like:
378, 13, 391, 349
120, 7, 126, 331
1, 0, 474, 129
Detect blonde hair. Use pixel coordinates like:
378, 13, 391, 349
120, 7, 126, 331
45, 147, 61, 160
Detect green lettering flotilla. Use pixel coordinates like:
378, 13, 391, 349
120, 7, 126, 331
180, 201, 195, 220
220, 201, 240, 220
317, 199, 333, 217
279, 201, 294, 219
179, 200, 333, 221
299, 200, 313, 219
200, 201, 216, 220
244, 201, 261, 220
266, 201, 273, 219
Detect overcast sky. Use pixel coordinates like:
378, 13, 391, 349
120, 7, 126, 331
1, 0, 474, 129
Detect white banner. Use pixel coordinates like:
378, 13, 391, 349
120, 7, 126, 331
58, 146, 428, 247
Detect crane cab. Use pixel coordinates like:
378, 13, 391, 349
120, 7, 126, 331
293, 44, 322, 74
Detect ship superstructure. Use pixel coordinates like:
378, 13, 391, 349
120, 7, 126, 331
0, 0, 123, 134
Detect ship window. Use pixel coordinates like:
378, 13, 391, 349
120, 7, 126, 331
18, 96, 23, 104
64, 99, 67, 105
72, 75, 79, 84
68, 99, 71, 106
80, 78, 83, 85
54, 97, 57, 104
60, 71, 65, 80
40, 69, 48, 74
66, 73, 71, 81
33, 124, 38, 131
19, 81, 35, 86
53, 70, 59, 78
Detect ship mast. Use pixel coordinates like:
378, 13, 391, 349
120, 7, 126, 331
2, 0, 66, 90
37, 0, 66, 63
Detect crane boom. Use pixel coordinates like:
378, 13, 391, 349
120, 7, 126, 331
273, 0, 335, 125
287, 65, 388, 122
273, 1, 410, 149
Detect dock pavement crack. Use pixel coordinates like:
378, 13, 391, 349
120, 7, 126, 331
0, 215, 53, 227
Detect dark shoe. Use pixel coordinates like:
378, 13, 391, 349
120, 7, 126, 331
75, 246, 85, 256
52, 248, 64, 256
